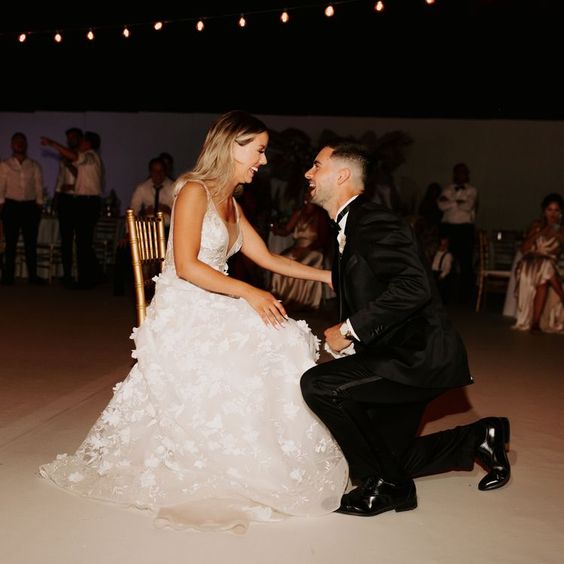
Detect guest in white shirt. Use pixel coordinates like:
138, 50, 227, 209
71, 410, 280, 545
129, 157, 174, 226
438, 163, 478, 304
53, 127, 83, 286
41, 131, 104, 288
0, 132, 44, 284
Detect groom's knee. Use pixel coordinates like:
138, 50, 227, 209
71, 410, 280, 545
300, 365, 322, 402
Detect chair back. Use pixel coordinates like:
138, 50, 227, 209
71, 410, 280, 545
126, 209, 167, 326
475, 229, 521, 312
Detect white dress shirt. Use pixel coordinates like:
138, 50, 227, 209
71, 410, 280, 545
0, 156, 43, 204
74, 150, 103, 196
129, 177, 175, 224
438, 183, 478, 224
335, 195, 360, 342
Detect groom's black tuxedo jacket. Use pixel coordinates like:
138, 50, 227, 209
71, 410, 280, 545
333, 197, 472, 390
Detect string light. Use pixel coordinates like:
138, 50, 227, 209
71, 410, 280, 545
4, 2, 442, 44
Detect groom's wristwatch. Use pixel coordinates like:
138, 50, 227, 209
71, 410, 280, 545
339, 322, 353, 340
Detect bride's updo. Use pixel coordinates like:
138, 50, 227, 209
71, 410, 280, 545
176, 110, 267, 199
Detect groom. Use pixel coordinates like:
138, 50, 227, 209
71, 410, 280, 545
301, 142, 511, 516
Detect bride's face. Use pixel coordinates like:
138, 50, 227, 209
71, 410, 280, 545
232, 132, 268, 184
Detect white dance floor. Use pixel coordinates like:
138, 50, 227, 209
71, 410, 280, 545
1, 284, 563, 563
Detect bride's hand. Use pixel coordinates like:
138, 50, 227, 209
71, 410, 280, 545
243, 287, 288, 328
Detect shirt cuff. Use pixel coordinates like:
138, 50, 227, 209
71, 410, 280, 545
345, 318, 360, 341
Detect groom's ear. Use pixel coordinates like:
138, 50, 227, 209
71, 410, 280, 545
336, 167, 351, 186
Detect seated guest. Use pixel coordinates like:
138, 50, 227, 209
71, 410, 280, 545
431, 235, 454, 304
130, 157, 175, 227
270, 197, 330, 310
113, 157, 173, 296
513, 193, 564, 333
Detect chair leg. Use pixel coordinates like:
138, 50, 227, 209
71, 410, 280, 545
475, 275, 484, 312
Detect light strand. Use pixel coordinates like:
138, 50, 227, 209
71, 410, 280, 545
3, 1, 439, 42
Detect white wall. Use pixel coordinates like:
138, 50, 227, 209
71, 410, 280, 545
2, 111, 563, 230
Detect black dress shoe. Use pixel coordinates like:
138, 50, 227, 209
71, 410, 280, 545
475, 417, 511, 491
336, 476, 417, 516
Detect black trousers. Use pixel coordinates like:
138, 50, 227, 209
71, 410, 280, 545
57, 194, 101, 285
439, 223, 475, 303
301, 352, 477, 483
2, 199, 41, 282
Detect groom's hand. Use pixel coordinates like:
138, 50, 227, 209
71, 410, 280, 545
324, 323, 352, 352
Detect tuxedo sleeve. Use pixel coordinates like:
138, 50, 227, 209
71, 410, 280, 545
348, 215, 432, 344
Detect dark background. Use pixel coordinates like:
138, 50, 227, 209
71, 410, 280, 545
1, 0, 560, 119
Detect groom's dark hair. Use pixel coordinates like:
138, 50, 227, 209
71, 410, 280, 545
327, 142, 370, 184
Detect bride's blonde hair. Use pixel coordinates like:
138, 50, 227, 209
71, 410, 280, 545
176, 110, 267, 200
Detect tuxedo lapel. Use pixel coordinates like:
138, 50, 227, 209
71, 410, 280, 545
336, 196, 365, 321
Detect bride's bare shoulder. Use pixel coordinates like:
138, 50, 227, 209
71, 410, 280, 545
174, 182, 209, 222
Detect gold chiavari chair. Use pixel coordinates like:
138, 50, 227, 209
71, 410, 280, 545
126, 209, 167, 326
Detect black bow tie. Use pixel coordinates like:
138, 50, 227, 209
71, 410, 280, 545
454, 184, 465, 192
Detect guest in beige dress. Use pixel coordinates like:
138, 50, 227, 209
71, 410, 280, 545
271, 199, 330, 310
513, 193, 564, 333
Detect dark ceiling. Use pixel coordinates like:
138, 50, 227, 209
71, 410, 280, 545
1, 1, 561, 119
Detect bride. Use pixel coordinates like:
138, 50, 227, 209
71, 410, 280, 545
40, 111, 348, 533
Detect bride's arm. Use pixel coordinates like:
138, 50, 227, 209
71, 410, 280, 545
173, 184, 286, 326
238, 205, 331, 285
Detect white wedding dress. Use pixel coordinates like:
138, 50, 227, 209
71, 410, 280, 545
40, 182, 348, 533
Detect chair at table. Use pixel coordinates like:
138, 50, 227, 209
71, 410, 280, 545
94, 216, 122, 274
126, 209, 166, 326
475, 229, 521, 312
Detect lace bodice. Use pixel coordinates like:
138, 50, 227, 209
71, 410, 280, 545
163, 182, 242, 276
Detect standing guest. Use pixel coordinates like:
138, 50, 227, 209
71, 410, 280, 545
438, 163, 478, 304
41, 131, 104, 289
53, 127, 83, 287
0, 132, 44, 285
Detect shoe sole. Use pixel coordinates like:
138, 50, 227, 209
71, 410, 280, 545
336, 497, 418, 517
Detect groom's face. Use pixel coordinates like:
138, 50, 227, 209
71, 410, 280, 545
305, 146, 338, 210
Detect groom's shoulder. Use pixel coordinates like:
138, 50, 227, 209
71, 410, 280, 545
356, 199, 402, 226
